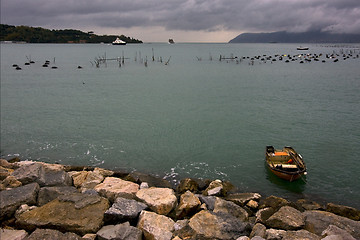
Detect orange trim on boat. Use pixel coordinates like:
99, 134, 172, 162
274, 152, 289, 156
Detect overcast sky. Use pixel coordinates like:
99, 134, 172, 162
1, 0, 360, 42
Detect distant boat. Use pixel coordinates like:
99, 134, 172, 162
265, 146, 307, 182
168, 39, 175, 44
112, 38, 126, 45
297, 46, 309, 50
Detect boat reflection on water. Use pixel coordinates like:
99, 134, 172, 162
264, 163, 307, 194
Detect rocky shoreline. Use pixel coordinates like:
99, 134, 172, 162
1, 158, 359, 240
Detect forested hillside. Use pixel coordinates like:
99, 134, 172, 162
0, 24, 142, 43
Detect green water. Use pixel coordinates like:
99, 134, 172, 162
1, 43, 360, 208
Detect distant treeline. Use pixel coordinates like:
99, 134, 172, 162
0, 24, 142, 43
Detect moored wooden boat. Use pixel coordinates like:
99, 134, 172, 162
265, 146, 307, 182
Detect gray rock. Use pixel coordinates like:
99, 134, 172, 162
11, 163, 45, 185
37, 186, 78, 206
266, 206, 305, 230
0, 182, 40, 220
249, 223, 266, 238
213, 197, 249, 222
326, 203, 360, 221
0, 228, 28, 240
197, 195, 216, 211
282, 229, 321, 240
104, 197, 148, 224
26, 228, 82, 240
42, 168, 73, 187
188, 210, 251, 239
303, 210, 360, 239
296, 199, 323, 211
321, 225, 356, 240
16, 192, 109, 235
97, 222, 142, 240
225, 193, 261, 206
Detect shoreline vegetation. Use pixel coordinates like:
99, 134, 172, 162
1, 157, 359, 240
0, 24, 143, 44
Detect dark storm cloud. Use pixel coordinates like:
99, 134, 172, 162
1, 0, 359, 34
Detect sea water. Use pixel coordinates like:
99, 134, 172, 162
1, 43, 360, 209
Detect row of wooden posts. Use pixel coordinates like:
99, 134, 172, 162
91, 49, 171, 68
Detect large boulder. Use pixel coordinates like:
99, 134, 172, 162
303, 210, 360, 239
225, 193, 261, 207
94, 177, 139, 202
96, 222, 142, 240
26, 228, 82, 240
104, 197, 148, 224
266, 206, 305, 230
37, 186, 78, 206
16, 192, 109, 235
177, 178, 200, 194
136, 187, 177, 215
188, 210, 251, 239
249, 223, 266, 239
0, 182, 40, 221
11, 163, 45, 185
321, 225, 357, 240
0, 228, 28, 240
213, 197, 249, 222
282, 230, 320, 240
41, 168, 72, 187
137, 210, 175, 240
175, 190, 201, 219
326, 203, 360, 221
259, 195, 289, 210
71, 170, 104, 189
255, 207, 276, 224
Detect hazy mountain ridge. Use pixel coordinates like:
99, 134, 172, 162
229, 31, 360, 43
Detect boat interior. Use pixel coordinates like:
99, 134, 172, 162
266, 146, 300, 171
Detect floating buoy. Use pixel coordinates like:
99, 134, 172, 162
15, 66, 22, 70
24, 62, 30, 65
51, 66, 58, 69
42, 64, 48, 67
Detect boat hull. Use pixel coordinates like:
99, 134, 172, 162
267, 164, 304, 181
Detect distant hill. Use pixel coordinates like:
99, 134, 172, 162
0, 24, 142, 43
229, 31, 360, 43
